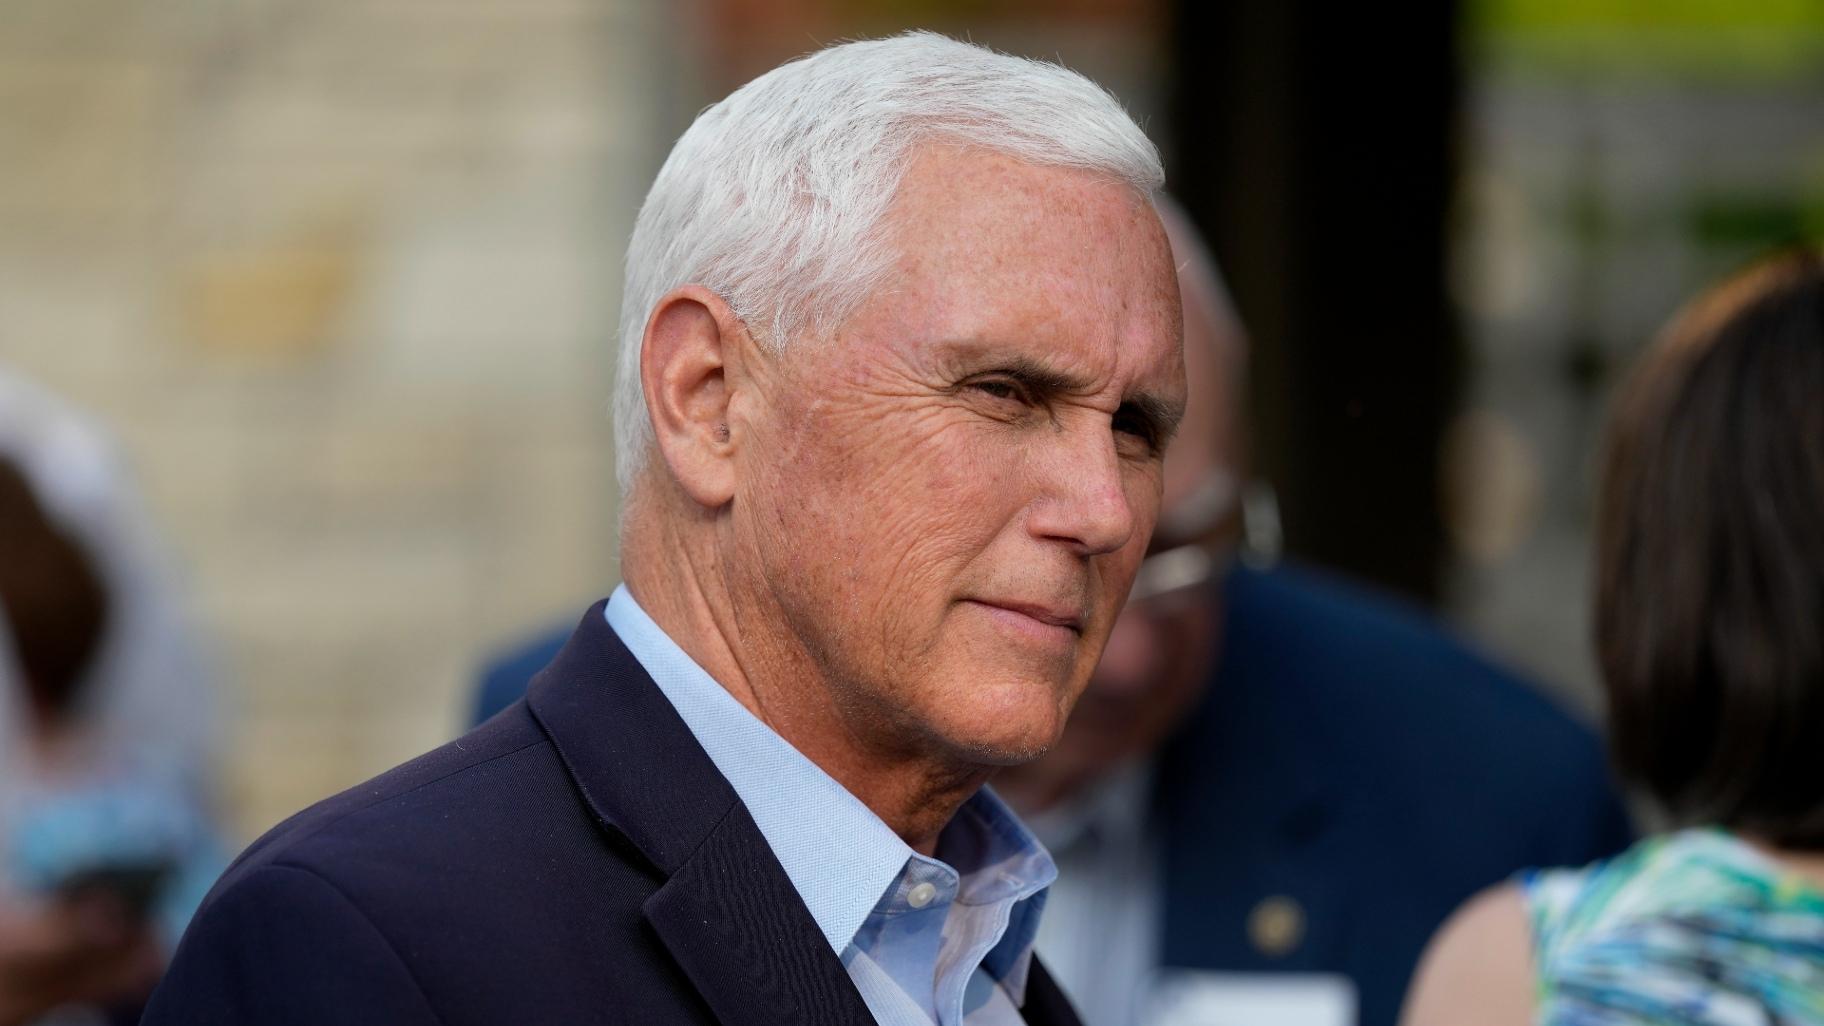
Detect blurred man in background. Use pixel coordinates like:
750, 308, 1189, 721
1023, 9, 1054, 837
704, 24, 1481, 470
992, 204, 1633, 1026
0, 368, 225, 1026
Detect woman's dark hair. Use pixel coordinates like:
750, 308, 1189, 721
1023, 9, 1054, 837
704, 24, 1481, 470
1596, 247, 1824, 849
0, 455, 110, 723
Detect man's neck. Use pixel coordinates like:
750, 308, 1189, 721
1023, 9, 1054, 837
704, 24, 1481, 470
621, 507, 986, 856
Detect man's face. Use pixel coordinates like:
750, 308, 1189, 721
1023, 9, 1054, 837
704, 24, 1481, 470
1017, 224, 1248, 798
730, 146, 1184, 768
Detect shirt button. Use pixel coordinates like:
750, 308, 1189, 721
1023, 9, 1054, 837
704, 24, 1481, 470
907, 882, 939, 909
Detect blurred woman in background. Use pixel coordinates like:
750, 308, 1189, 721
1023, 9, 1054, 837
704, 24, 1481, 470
1403, 248, 1824, 1024
0, 369, 225, 1026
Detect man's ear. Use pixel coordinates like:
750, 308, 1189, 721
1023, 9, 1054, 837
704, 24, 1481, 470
639, 285, 748, 509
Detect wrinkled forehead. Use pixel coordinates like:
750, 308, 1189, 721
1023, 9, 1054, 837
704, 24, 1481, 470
882, 143, 1166, 271
865, 146, 1182, 387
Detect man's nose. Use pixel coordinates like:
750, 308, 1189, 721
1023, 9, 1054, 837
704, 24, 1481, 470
1025, 423, 1138, 556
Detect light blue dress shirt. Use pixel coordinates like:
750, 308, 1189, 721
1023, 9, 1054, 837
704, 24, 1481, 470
606, 586, 1057, 1026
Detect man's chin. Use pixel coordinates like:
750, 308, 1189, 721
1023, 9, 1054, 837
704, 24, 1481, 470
925, 707, 1068, 768
899, 659, 1081, 768
952, 735, 1056, 768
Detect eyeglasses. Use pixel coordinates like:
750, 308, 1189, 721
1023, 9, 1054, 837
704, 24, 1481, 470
1128, 471, 1281, 607
1130, 542, 1220, 604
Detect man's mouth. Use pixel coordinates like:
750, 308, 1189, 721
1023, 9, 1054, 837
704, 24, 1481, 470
965, 598, 1085, 636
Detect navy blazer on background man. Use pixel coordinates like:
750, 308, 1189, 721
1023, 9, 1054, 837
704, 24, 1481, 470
1151, 562, 1632, 1026
144, 602, 1081, 1025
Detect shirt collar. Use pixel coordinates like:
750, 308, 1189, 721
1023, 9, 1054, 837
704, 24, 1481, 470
605, 585, 910, 954
947, 786, 1056, 997
941, 785, 1058, 908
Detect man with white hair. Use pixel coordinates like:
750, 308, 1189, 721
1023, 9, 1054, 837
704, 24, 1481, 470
146, 32, 1183, 1025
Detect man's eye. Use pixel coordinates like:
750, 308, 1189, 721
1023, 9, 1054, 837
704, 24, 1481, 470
969, 379, 1028, 403
1113, 412, 1158, 449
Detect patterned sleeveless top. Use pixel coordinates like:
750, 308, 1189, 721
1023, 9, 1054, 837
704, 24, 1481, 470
1521, 829, 1824, 1025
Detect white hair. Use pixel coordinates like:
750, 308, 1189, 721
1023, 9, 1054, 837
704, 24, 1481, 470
612, 30, 1163, 492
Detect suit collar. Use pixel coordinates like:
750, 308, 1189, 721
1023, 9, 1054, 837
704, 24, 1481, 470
1021, 959, 1086, 1026
602, 586, 912, 954
525, 601, 734, 873
525, 602, 877, 1026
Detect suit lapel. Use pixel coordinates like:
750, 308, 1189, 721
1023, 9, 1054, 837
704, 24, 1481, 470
645, 802, 879, 1026
1020, 958, 1085, 1026
527, 603, 877, 1026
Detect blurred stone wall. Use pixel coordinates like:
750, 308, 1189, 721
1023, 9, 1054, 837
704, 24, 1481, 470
0, 0, 675, 839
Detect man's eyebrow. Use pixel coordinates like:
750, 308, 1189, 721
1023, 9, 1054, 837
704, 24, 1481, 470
1124, 392, 1186, 445
977, 355, 1097, 395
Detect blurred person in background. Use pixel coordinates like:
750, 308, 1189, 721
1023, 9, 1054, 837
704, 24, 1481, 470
1403, 248, 1824, 1026
470, 201, 1635, 1026
0, 369, 225, 1026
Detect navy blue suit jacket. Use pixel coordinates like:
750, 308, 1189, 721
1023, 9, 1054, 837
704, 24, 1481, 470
1151, 562, 1631, 1026
146, 603, 1082, 1026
